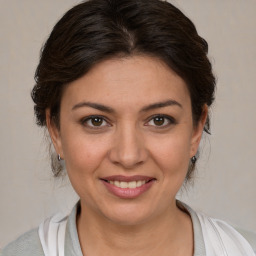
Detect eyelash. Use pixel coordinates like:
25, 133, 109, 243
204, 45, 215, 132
145, 114, 176, 128
81, 114, 176, 129
81, 115, 110, 129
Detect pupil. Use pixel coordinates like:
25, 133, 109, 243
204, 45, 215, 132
92, 118, 103, 126
154, 117, 164, 126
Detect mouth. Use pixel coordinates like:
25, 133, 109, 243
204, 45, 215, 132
100, 175, 156, 198
103, 180, 152, 188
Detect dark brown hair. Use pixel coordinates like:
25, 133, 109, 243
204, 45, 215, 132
31, 0, 216, 178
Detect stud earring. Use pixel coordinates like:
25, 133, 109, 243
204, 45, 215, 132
57, 154, 62, 161
191, 156, 197, 164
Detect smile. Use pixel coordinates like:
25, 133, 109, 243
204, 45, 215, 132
101, 175, 156, 199
108, 180, 146, 188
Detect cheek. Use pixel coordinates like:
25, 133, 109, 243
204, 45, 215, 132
61, 131, 110, 179
148, 132, 192, 176
61, 134, 111, 203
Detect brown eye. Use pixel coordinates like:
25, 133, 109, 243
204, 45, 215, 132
153, 116, 165, 126
146, 115, 175, 128
82, 116, 109, 128
91, 117, 103, 126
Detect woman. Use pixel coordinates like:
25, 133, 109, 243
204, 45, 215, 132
1, 0, 255, 255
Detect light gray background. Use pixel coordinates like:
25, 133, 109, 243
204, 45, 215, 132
0, 0, 255, 248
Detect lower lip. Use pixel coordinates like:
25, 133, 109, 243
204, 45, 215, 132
102, 180, 155, 199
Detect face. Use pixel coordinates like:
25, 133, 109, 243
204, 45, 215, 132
47, 56, 206, 225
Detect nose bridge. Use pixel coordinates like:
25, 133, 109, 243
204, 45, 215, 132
109, 121, 147, 168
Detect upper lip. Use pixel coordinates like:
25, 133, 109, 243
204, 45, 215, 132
100, 175, 155, 182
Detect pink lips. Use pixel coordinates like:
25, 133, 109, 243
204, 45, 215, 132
100, 175, 156, 199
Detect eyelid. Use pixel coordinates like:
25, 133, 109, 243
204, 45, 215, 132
80, 114, 176, 129
145, 114, 177, 127
81, 115, 111, 128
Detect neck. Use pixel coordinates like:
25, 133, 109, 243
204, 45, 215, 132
76, 200, 194, 256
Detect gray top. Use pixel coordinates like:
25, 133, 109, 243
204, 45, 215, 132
1, 202, 255, 256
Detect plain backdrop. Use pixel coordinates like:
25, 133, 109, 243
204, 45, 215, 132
0, 0, 256, 248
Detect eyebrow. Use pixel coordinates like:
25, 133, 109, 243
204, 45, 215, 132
72, 101, 115, 113
72, 99, 182, 113
140, 99, 182, 112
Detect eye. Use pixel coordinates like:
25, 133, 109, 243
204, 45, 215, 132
82, 116, 109, 128
146, 115, 175, 128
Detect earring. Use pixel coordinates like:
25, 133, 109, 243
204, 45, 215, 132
57, 154, 62, 161
191, 156, 197, 164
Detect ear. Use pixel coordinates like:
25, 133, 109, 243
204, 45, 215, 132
190, 105, 208, 157
46, 109, 64, 158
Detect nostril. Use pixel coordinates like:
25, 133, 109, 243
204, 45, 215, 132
107, 138, 148, 168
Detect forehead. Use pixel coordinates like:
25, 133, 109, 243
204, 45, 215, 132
61, 55, 190, 110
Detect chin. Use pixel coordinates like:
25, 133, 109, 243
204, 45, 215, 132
100, 202, 156, 226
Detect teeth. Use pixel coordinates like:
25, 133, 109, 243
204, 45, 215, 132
120, 181, 128, 188
109, 180, 147, 188
128, 181, 136, 188
114, 181, 120, 187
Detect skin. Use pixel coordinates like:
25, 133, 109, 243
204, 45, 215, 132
47, 56, 207, 256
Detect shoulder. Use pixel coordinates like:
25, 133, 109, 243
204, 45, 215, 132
235, 227, 256, 254
197, 211, 256, 255
180, 202, 256, 255
1, 228, 44, 256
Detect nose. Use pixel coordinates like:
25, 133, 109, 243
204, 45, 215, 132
108, 124, 148, 169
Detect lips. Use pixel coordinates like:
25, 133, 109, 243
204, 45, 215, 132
100, 175, 156, 199
101, 175, 154, 182
108, 180, 146, 189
